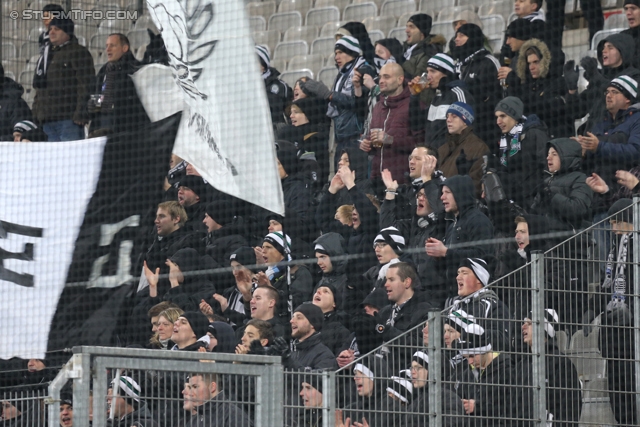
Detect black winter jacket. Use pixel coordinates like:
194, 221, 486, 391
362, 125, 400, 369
112, 402, 158, 427
205, 223, 249, 267
313, 232, 348, 311
404, 385, 466, 427
184, 391, 252, 427
319, 310, 352, 356
281, 174, 312, 243
0, 78, 33, 141
286, 332, 337, 370
264, 67, 292, 128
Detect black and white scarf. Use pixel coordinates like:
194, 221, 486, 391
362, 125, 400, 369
328, 56, 365, 118
455, 48, 486, 76
33, 32, 53, 89
499, 122, 524, 167
603, 233, 630, 310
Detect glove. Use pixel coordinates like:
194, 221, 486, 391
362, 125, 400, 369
563, 60, 579, 91
301, 79, 332, 100
455, 149, 471, 176
267, 336, 291, 359
483, 171, 507, 203
248, 339, 266, 355
580, 56, 599, 82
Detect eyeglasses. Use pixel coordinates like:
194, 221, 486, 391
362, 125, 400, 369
416, 192, 427, 200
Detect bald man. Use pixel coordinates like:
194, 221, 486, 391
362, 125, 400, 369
360, 62, 424, 187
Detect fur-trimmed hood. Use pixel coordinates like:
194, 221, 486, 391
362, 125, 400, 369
516, 38, 551, 82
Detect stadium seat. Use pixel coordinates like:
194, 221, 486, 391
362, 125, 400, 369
507, 12, 518, 24
2, 42, 17, 59
249, 16, 267, 32
273, 40, 309, 62
437, 5, 475, 22
280, 69, 314, 88
343, 3, 378, 21
5, 71, 15, 81
320, 21, 347, 37
380, 0, 417, 19
288, 53, 324, 72
388, 27, 408, 43
368, 30, 385, 43
326, 52, 335, 66
363, 16, 397, 36
479, 14, 506, 37
563, 28, 590, 62
420, 0, 455, 13
247, 1, 277, 21
269, 11, 303, 33
311, 36, 337, 55
28, 26, 45, 42
478, 1, 512, 22
89, 48, 104, 64
591, 28, 623, 50
19, 41, 39, 60
306, 7, 341, 28
318, 66, 339, 87
352, 0, 384, 9
431, 21, 455, 42
271, 57, 287, 72
253, 29, 282, 54
127, 29, 149, 51
277, 0, 313, 18
486, 34, 502, 54
98, 18, 132, 34
315, 0, 351, 12
397, 10, 434, 27
284, 25, 319, 46
90, 33, 110, 51
18, 70, 33, 87
603, 12, 629, 30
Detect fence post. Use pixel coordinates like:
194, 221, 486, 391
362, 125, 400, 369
530, 251, 547, 426
48, 359, 74, 427
322, 370, 335, 427
428, 310, 442, 427
633, 194, 640, 423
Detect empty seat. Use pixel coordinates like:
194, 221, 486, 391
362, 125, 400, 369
288, 53, 325, 72
388, 27, 408, 42
273, 40, 309, 61
318, 66, 339, 87
90, 33, 110, 50
352, 0, 384, 8
478, 1, 512, 22
269, 11, 303, 33
343, 3, 378, 21
247, 1, 277, 21
280, 69, 314, 87
320, 21, 347, 37
380, 0, 416, 19
97, 18, 131, 34
88, 48, 104, 64
253, 29, 282, 54
311, 36, 337, 55
277, 0, 313, 18
249, 16, 267, 32
363, 16, 397, 36
18, 70, 33, 87
437, 5, 475, 21
420, 0, 454, 12
604, 12, 629, 30
563, 28, 589, 47
315, 0, 350, 11
77, 36, 87, 47
271, 57, 287, 72
126, 29, 150, 51
431, 21, 455, 42
19, 41, 39, 60
5, 71, 15, 81
2, 42, 17, 59
284, 25, 319, 46
306, 7, 341, 27
486, 34, 502, 54
591, 28, 622, 50
368, 30, 385, 43
457, 0, 481, 9
479, 14, 505, 37
28, 27, 45, 42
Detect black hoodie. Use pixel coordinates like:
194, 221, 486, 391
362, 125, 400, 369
313, 232, 348, 311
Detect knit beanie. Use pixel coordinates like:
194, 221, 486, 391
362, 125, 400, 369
178, 175, 208, 199
112, 376, 141, 404
458, 258, 491, 287
180, 311, 210, 339
292, 97, 326, 125
205, 201, 235, 227
50, 17, 74, 37
426, 53, 455, 76
608, 198, 633, 224
412, 350, 429, 368
375, 38, 405, 64
229, 246, 256, 267
386, 375, 413, 403
263, 231, 292, 257
294, 303, 324, 332
302, 371, 324, 393
275, 140, 301, 175
335, 35, 362, 58
408, 13, 433, 37
168, 248, 201, 274
256, 45, 270, 68
456, 23, 485, 51
373, 226, 406, 254
447, 102, 475, 125
505, 18, 533, 41
13, 120, 38, 135
495, 96, 524, 121
455, 323, 492, 355
624, 0, 640, 6
525, 309, 559, 339
313, 282, 341, 312
609, 75, 638, 102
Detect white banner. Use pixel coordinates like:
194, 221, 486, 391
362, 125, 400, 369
145, 0, 285, 215
0, 138, 106, 359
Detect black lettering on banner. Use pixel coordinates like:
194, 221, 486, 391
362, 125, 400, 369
0, 220, 44, 287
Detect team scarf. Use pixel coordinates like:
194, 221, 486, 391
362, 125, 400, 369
499, 122, 524, 167
603, 233, 630, 310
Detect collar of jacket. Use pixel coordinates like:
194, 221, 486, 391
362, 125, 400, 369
293, 331, 322, 350
606, 103, 640, 124
195, 391, 226, 415
447, 125, 474, 146
381, 85, 411, 107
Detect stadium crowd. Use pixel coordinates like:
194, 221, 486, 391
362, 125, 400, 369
3, 0, 640, 426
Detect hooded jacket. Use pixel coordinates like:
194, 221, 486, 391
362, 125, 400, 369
567, 33, 640, 133
531, 138, 593, 230
330, 56, 370, 144
112, 401, 158, 427
439, 126, 490, 197
513, 38, 573, 138
406, 385, 466, 427
205, 221, 249, 267
369, 86, 424, 180
264, 67, 292, 127
318, 310, 352, 356
402, 34, 447, 79
0, 78, 33, 141
313, 233, 348, 311
437, 175, 494, 286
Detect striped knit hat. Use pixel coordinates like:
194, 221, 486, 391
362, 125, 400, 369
335, 35, 362, 58
455, 323, 492, 355
112, 376, 141, 403
13, 120, 37, 135
373, 226, 406, 254
458, 258, 490, 287
386, 375, 414, 403
446, 309, 477, 334
256, 45, 270, 68
412, 350, 429, 368
525, 308, 559, 339
447, 101, 474, 125
263, 231, 292, 257
427, 53, 455, 76
609, 75, 638, 102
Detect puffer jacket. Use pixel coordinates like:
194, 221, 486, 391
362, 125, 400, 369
33, 36, 94, 124
264, 67, 292, 127
313, 232, 348, 311
513, 38, 573, 138
531, 138, 593, 230
286, 332, 338, 370
402, 35, 447, 79
330, 57, 371, 144
438, 126, 490, 197
369, 86, 424, 180
436, 175, 494, 286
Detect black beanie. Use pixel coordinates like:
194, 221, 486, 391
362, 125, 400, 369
608, 198, 633, 224
178, 175, 209, 199
505, 18, 533, 41
294, 303, 324, 332
169, 248, 201, 274
456, 23, 485, 51
313, 282, 341, 313
275, 140, 301, 175
375, 38, 405, 64
408, 13, 433, 37
625, 0, 640, 6
205, 201, 235, 227
292, 97, 326, 126
50, 17, 74, 37
180, 311, 210, 339
229, 246, 256, 267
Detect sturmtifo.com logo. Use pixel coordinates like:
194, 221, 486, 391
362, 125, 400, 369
12, 9, 138, 20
